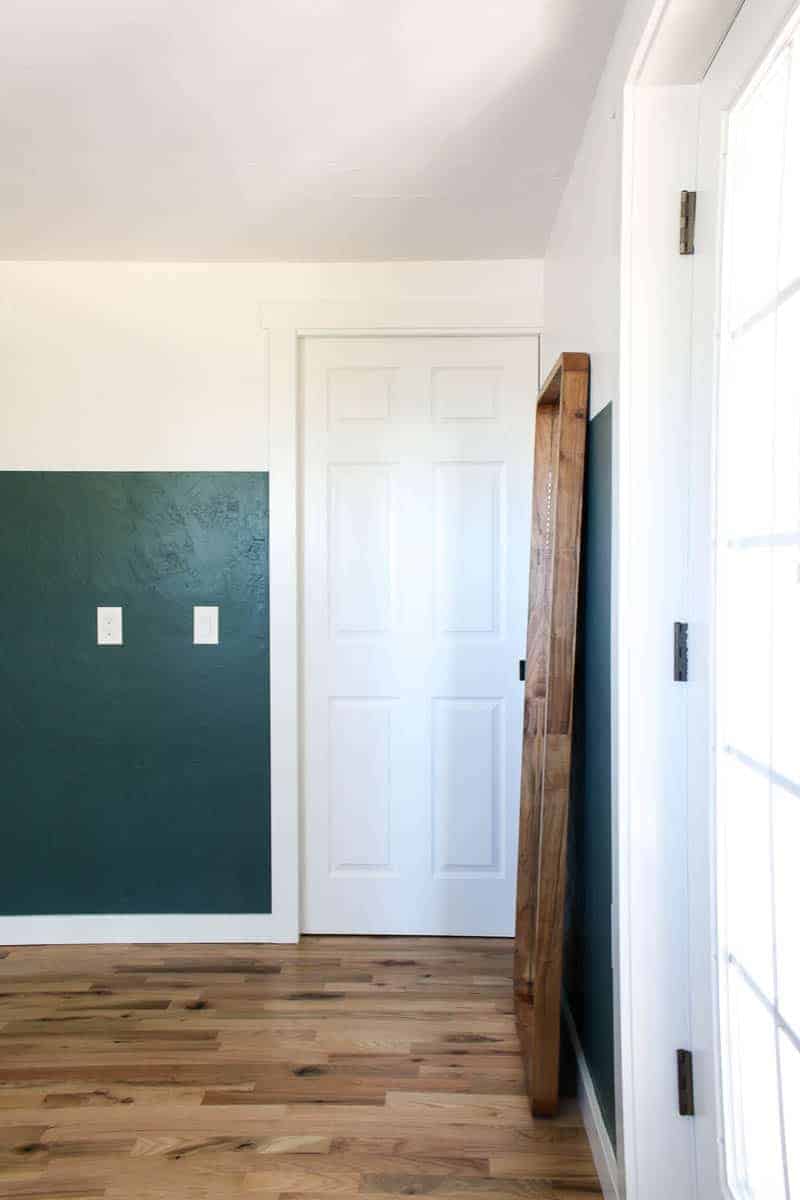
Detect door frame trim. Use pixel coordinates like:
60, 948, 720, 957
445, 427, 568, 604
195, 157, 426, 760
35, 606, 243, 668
618, 67, 700, 1197
276, 305, 541, 938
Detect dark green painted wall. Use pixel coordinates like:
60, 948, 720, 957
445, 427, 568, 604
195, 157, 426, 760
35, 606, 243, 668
565, 403, 615, 1145
0, 472, 270, 915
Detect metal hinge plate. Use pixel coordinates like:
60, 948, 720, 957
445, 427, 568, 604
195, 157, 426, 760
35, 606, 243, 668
677, 1049, 695, 1116
519, 659, 526, 682
674, 622, 688, 682
680, 190, 696, 255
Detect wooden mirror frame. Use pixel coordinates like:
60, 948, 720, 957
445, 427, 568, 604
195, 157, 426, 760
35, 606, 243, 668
514, 352, 589, 1117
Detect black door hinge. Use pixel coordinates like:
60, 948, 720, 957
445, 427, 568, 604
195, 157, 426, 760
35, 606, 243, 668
674, 622, 688, 682
680, 190, 696, 255
519, 659, 526, 682
677, 1049, 695, 1116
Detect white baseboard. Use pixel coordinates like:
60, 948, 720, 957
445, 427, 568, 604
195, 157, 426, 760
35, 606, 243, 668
0, 913, 298, 945
563, 1000, 621, 1200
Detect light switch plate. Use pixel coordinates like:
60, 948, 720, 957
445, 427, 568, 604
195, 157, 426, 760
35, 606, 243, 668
193, 605, 219, 645
97, 606, 123, 645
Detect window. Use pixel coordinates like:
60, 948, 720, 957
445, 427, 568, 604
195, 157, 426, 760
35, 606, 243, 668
716, 13, 800, 1199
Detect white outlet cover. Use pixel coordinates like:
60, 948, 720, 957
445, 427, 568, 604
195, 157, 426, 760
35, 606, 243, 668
193, 605, 219, 645
97, 606, 123, 645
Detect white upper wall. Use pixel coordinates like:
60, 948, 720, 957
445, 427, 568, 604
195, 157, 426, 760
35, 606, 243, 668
542, 0, 657, 417
0, 259, 543, 470
0, 0, 625, 261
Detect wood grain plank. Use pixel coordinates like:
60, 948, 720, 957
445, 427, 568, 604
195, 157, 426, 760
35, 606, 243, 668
0, 939, 598, 1196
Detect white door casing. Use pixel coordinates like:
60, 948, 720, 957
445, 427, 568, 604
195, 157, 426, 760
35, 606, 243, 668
301, 335, 539, 935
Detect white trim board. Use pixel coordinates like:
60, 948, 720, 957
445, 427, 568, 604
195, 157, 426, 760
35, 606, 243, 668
0, 914, 295, 945
617, 77, 700, 1200
563, 1001, 622, 1200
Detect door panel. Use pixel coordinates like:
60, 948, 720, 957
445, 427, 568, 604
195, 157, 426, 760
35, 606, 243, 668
301, 335, 538, 934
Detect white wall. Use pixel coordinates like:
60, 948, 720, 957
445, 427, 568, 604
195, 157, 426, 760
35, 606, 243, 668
542, 0, 656, 416
0, 259, 542, 471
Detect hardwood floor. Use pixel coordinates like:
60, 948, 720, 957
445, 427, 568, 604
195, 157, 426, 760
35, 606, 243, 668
0, 938, 601, 1199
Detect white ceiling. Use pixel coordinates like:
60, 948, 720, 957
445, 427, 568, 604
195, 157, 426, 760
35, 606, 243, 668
0, 0, 626, 261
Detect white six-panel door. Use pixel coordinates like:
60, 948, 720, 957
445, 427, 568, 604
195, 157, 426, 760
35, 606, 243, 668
301, 335, 538, 934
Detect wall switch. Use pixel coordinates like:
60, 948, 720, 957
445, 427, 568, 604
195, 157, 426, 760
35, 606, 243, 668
193, 605, 219, 645
97, 606, 123, 645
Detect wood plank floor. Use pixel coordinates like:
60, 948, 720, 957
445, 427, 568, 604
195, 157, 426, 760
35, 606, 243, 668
0, 938, 601, 1199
